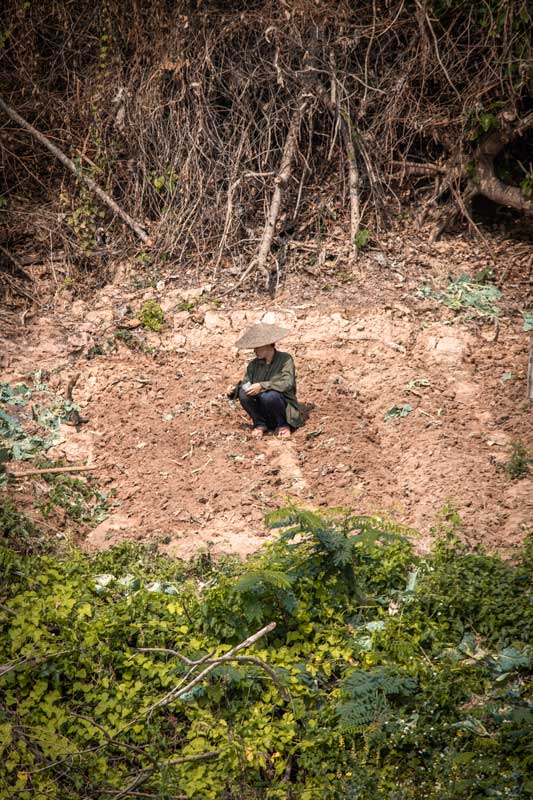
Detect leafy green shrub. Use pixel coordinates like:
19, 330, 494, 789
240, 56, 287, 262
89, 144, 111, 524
36, 469, 111, 525
0, 507, 531, 800
354, 228, 370, 250
138, 299, 165, 331
0, 497, 51, 554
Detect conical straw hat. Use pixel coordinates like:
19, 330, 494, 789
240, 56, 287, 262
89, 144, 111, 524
234, 323, 291, 349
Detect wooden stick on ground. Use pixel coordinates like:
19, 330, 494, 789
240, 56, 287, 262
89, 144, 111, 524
8, 464, 100, 478
0, 96, 151, 245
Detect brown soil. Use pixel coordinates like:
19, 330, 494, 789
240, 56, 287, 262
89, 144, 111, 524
2, 233, 532, 558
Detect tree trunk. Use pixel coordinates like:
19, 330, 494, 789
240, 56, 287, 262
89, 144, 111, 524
0, 96, 151, 244
254, 93, 308, 287
340, 118, 361, 259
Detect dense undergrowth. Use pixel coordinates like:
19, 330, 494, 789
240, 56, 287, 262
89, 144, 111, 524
0, 506, 532, 799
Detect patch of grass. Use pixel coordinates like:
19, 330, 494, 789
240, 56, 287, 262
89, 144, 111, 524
177, 299, 197, 312
504, 442, 532, 480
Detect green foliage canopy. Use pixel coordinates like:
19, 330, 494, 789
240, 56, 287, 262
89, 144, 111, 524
0, 507, 532, 799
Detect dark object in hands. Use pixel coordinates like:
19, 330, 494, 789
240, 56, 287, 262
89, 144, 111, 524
227, 384, 239, 400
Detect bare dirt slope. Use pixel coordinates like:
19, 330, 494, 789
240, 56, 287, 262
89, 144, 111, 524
2, 238, 532, 559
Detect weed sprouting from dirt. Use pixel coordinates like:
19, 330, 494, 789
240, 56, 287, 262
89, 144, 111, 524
417, 274, 501, 319
139, 300, 165, 331
36, 467, 113, 525
114, 329, 154, 354
504, 442, 532, 480
0, 497, 52, 554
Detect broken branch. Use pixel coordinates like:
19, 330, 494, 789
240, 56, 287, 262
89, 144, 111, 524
0, 96, 151, 244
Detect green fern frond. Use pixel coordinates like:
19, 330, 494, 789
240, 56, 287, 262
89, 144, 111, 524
265, 507, 298, 529
346, 514, 418, 539
337, 696, 390, 729
337, 667, 417, 731
343, 667, 417, 698
234, 569, 293, 594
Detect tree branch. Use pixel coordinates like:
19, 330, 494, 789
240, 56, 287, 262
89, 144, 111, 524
0, 96, 151, 244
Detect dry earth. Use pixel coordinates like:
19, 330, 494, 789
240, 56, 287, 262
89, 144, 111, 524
2, 234, 532, 559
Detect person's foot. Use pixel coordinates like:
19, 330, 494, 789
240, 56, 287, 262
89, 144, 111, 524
277, 427, 291, 439
251, 427, 265, 439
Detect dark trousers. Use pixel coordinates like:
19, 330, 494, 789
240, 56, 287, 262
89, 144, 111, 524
238, 387, 288, 431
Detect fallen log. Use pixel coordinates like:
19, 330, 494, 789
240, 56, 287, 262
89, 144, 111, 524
0, 96, 151, 245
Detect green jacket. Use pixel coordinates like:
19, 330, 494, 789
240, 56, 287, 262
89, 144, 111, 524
244, 350, 303, 429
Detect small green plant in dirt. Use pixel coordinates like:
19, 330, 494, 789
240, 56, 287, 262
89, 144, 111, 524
36, 467, 112, 525
406, 378, 430, 393
522, 311, 533, 331
85, 343, 105, 360
138, 299, 165, 331
354, 228, 370, 250
503, 441, 532, 480
0, 497, 52, 554
384, 404, 412, 422
114, 328, 154, 354
417, 273, 501, 319
135, 251, 153, 267
177, 296, 199, 311
0, 380, 79, 468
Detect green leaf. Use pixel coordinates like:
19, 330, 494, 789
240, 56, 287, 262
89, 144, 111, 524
354, 228, 370, 250
384, 404, 412, 422
522, 312, 533, 332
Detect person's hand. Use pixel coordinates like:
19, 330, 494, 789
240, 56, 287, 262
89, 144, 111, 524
245, 382, 262, 396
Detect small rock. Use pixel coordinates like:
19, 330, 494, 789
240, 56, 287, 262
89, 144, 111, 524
204, 310, 227, 330
180, 284, 212, 302
230, 310, 249, 330
118, 318, 142, 330
173, 310, 190, 326
170, 333, 187, 348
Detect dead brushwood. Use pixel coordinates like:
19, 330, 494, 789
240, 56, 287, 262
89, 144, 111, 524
1, 1, 531, 294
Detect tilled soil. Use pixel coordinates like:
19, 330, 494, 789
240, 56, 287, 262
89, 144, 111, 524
2, 239, 532, 559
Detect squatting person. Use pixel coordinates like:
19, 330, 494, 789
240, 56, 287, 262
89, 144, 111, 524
228, 323, 303, 439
